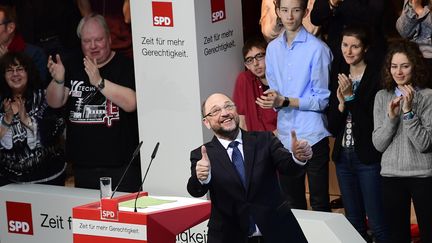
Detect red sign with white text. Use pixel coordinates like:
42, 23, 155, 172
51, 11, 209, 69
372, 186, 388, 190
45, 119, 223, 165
152, 2, 174, 27
6, 201, 34, 235
100, 198, 119, 221
211, 0, 226, 23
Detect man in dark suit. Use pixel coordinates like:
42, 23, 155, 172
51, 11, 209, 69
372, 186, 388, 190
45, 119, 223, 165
187, 93, 311, 243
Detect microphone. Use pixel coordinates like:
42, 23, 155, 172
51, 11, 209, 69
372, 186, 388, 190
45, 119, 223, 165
110, 141, 143, 199
134, 142, 160, 212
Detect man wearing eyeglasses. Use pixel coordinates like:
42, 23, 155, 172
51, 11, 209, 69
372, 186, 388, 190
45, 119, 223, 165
187, 93, 310, 243
0, 5, 47, 84
232, 37, 277, 135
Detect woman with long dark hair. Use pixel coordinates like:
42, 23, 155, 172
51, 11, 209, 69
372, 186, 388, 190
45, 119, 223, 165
0, 52, 66, 185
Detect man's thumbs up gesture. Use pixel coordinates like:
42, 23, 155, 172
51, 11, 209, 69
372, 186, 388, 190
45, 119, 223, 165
196, 146, 211, 181
291, 130, 313, 162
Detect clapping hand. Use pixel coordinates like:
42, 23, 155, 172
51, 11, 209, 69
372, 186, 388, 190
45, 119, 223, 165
83, 56, 102, 87
47, 54, 65, 83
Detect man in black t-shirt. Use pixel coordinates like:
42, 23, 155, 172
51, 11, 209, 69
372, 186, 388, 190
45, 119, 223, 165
46, 14, 141, 192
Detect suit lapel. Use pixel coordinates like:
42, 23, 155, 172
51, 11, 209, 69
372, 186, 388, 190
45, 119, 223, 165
242, 131, 256, 194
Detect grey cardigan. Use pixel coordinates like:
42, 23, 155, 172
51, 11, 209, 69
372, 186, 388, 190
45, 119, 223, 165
396, 0, 432, 59
372, 88, 432, 177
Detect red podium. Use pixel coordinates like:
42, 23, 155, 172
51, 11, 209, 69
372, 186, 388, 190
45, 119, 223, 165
72, 192, 210, 243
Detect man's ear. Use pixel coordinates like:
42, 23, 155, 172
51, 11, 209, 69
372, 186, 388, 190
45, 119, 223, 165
203, 118, 211, 129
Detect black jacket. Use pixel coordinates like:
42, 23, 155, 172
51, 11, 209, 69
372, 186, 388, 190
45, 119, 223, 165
187, 131, 308, 243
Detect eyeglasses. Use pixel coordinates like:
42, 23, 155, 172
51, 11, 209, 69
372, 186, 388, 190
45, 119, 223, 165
5, 66, 26, 75
244, 52, 265, 65
203, 103, 236, 118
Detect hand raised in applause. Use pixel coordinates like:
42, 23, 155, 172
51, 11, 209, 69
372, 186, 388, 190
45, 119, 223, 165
388, 96, 402, 119
196, 146, 211, 182
337, 73, 353, 98
47, 54, 65, 83
291, 130, 312, 162
83, 57, 102, 87
399, 84, 415, 113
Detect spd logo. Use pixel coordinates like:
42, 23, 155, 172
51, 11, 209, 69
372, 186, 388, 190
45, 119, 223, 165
152, 2, 174, 27
211, 0, 226, 23
6, 201, 34, 235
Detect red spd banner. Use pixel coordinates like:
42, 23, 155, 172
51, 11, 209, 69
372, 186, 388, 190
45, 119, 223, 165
100, 198, 119, 221
211, 0, 226, 23
6, 201, 34, 235
152, 1, 174, 27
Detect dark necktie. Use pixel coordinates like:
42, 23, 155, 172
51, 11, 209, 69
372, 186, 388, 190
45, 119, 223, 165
228, 141, 246, 187
228, 141, 256, 236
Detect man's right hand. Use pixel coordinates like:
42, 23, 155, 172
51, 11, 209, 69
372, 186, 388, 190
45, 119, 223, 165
47, 54, 65, 83
196, 146, 211, 181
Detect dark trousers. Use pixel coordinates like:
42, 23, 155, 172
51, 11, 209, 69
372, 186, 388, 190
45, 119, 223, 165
279, 137, 330, 211
382, 177, 432, 243
74, 164, 142, 193
248, 236, 265, 243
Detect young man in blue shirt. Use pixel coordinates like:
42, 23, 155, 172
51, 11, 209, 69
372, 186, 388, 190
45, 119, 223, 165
257, 0, 333, 212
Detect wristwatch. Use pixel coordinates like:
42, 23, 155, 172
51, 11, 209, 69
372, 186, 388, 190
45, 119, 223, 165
97, 78, 105, 91
281, 96, 290, 107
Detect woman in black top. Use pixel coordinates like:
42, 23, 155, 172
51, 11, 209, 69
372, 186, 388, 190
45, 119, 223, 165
327, 25, 389, 243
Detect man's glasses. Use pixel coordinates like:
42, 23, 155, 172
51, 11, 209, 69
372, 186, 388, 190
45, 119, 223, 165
244, 52, 265, 65
5, 66, 26, 75
203, 103, 236, 118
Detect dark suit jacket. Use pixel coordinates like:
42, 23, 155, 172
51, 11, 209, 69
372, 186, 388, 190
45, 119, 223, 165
327, 55, 382, 164
187, 131, 308, 243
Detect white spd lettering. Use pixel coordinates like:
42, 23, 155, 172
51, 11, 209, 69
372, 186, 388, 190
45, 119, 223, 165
9, 221, 30, 233
102, 210, 115, 218
153, 16, 171, 26
212, 10, 224, 22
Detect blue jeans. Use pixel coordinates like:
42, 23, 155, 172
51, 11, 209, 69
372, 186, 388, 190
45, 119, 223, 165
336, 148, 389, 243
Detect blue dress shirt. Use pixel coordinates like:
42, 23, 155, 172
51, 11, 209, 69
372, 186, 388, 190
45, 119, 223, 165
265, 26, 332, 149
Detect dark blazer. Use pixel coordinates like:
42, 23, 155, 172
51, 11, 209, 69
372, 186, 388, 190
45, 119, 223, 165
187, 131, 308, 243
327, 56, 382, 164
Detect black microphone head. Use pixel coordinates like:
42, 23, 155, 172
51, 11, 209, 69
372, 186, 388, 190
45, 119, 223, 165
132, 141, 144, 158
151, 142, 160, 159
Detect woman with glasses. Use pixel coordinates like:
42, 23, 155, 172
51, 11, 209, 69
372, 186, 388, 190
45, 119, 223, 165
373, 39, 432, 243
0, 52, 66, 186
327, 25, 389, 243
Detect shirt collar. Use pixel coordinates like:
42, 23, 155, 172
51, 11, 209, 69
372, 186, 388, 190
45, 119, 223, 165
217, 130, 243, 150
395, 86, 420, 97
278, 26, 308, 48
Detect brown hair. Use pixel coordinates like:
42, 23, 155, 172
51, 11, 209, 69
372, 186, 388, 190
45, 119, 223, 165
274, 0, 308, 10
0, 5, 16, 25
242, 37, 267, 58
382, 39, 429, 91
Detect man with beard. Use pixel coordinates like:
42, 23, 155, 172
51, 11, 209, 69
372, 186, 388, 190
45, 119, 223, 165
232, 37, 277, 134
187, 93, 310, 243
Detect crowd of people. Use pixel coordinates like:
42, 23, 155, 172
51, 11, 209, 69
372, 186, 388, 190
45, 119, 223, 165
0, 0, 431, 243
216, 0, 431, 242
